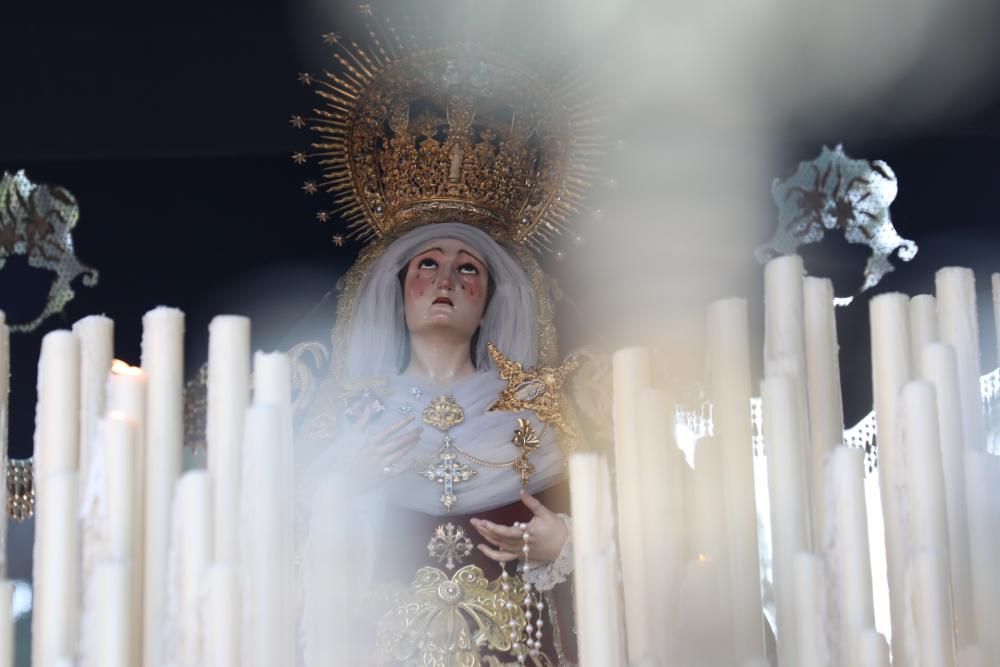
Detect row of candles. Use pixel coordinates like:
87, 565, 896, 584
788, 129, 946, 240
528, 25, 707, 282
1, 256, 999, 665
0, 309, 298, 666
569, 258, 1000, 666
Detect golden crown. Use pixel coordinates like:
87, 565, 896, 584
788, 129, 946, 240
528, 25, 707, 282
291, 11, 600, 251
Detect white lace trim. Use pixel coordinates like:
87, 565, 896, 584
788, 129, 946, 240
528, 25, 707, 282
524, 513, 574, 591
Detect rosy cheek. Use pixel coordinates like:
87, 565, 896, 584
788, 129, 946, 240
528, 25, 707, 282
463, 279, 486, 300
405, 276, 429, 300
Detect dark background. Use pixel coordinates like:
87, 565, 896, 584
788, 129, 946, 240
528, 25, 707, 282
2, 1, 1000, 457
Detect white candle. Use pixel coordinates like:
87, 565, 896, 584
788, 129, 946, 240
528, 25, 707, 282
31, 471, 79, 667
900, 381, 953, 597
919, 343, 976, 649
611, 346, 654, 662
206, 564, 240, 667
72, 315, 113, 505
910, 550, 957, 667
242, 399, 296, 667
761, 375, 811, 667
935, 267, 985, 451
803, 277, 845, 548
793, 552, 830, 667
92, 560, 130, 667
964, 451, 1000, 666
958, 645, 986, 667
0, 580, 12, 667
763, 257, 812, 496
140, 306, 185, 667
705, 298, 765, 661
35, 330, 81, 477
857, 629, 891, 667
869, 292, 913, 666
172, 471, 213, 667
570, 453, 628, 667
636, 387, 686, 664
827, 446, 875, 666
207, 315, 250, 564
992, 273, 1000, 370
101, 415, 136, 561
105, 362, 145, 667
909, 295, 938, 370
0, 313, 8, 578
675, 555, 729, 666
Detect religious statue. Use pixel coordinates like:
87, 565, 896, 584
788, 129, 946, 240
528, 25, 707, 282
278, 4, 603, 664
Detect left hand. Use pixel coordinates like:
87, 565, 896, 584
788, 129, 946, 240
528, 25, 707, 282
471, 489, 568, 564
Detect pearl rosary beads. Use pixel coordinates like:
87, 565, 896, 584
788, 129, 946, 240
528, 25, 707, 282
499, 521, 544, 664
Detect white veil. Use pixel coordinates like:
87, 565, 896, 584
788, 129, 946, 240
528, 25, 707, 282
344, 222, 540, 377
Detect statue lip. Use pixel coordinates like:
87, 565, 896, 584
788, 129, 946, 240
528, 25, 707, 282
432, 296, 454, 306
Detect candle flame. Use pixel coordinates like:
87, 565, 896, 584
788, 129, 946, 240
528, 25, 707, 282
111, 359, 142, 376
697, 553, 713, 563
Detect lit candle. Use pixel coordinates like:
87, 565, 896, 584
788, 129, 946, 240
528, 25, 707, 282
207, 315, 250, 564
919, 343, 976, 649
172, 471, 213, 666
909, 295, 938, 370
706, 298, 765, 662
31, 471, 79, 667
828, 446, 875, 667
92, 560, 130, 667
100, 415, 137, 562
206, 564, 240, 667
935, 267, 985, 451
793, 552, 830, 667
675, 554, 728, 666
869, 292, 913, 667
761, 374, 811, 667
105, 360, 145, 667
803, 276, 845, 547
0, 580, 12, 667
636, 387, 686, 664
242, 382, 296, 666
688, 438, 727, 558
611, 346, 655, 662
964, 450, 1000, 666
141, 306, 185, 667
910, 550, 957, 667
570, 453, 628, 667
72, 315, 113, 504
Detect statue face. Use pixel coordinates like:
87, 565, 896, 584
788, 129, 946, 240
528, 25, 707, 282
403, 238, 490, 341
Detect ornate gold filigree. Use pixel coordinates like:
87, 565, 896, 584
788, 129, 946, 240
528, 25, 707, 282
293, 18, 599, 252
0, 171, 99, 332
487, 343, 579, 448
7, 458, 34, 521
511, 419, 540, 486
423, 395, 465, 432
376, 565, 530, 666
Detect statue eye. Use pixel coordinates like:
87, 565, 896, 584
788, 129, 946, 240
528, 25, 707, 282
458, 263, 479, 275
417, 258, 438, 269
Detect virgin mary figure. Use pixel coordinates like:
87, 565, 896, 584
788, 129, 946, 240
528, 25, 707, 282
283, 9, 601, 665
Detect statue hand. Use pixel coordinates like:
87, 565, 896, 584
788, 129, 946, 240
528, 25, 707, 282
471, 489, 568, 564
350, 405, 423, 488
